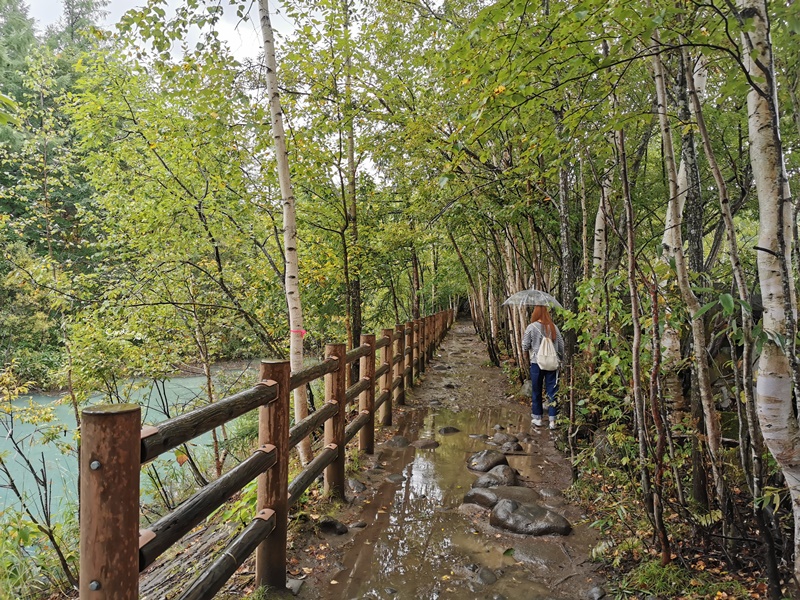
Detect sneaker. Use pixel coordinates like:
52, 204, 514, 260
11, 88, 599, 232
549, 419, 557, 430
531, 416, 542, 427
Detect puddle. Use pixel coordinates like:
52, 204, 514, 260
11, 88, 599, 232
325, 404, 600, 600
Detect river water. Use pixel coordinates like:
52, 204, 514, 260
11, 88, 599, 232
0, 364, 258, 518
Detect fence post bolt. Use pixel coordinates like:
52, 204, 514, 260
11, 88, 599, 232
80, 403, 140, 600
256, 360, 290, 590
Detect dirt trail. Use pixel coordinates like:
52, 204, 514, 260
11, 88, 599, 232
285, 320, 604, 600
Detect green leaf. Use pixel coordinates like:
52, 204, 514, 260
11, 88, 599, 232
719, 293, 735, 315
694, 300, 717, 320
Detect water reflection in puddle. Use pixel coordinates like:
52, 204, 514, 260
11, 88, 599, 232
329, 404, 573, 600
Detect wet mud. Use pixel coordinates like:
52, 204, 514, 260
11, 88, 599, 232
300, 321, 604, 600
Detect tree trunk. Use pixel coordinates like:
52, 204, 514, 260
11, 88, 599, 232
258, 0, 312, 465
685, 46, 781, 596
652, 41, 724, 507
343, 0, 361, 352
739, 0, 800, 580
591, 159, 612, 280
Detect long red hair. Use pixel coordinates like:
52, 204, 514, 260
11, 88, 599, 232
530, 305, 556, 339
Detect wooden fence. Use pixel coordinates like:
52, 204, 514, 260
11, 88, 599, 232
78, 309, 456, 599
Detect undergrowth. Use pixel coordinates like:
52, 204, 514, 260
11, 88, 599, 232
567, 460, 778, 599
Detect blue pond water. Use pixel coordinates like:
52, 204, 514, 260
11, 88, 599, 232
0, 368, 256, 520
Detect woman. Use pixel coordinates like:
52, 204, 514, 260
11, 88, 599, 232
522, 305, 564, 430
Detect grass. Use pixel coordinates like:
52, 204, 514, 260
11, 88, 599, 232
612, 559, 750, 599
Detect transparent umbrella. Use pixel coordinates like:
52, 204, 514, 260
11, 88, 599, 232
501, 288, 562, 309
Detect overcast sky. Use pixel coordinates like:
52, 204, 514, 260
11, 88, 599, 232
23, 0, 293, 60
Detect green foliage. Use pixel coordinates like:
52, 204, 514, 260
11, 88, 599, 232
613, 560, 749, 599
0, 507, 77, 598
0, 92, 16, 125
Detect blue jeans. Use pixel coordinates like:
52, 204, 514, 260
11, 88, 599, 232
530, 363, 558, 418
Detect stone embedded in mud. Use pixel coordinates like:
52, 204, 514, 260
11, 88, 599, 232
286, 578, 304, 596
517, 432, 534, 443
318, 516, 348, 535
469, 433, 489, 440
411, 439, 440, 449
500, 441, 524, 453
492, 432, 518, 444
350, 521, 367, 529
433, 364, 450, 370
472, 465, 518, 488
476, 566, 497, 585
467, 449, 508, 472
347, 478, 366, 493
588, 585, 607, 600
438, 426, 460, 434
384, 435, 410, 448
386, 473, 407, 484
493, 424, 505, 430
444, 382, 456, 389
489, 499, 572, 536
463, 487, 498, 508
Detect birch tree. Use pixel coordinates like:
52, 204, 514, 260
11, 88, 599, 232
258, 0, 312, 465
738, 0, 800, 579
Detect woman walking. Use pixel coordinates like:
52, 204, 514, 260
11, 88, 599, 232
522, 306, 564, 430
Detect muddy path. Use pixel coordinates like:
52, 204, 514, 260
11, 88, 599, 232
287, 320, 604, 600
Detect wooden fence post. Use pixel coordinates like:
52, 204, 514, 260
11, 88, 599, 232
256, 360, 290, 590
405, 321, 413, 390
359, 334, 376, 454
417, 318, 425, 376
80, 404, 140, 600
379, 328, 394, 426
411, 319, 419, 381
423, 315, 431, 364
428, 314, 435, 360
394, 323, 406, 406
324, 343, 347, 499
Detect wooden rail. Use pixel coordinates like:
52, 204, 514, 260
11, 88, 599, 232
78, 309, 456, 599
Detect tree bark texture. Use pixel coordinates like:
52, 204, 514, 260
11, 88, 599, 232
739, 0, 800, 579
258, 0, 312, 465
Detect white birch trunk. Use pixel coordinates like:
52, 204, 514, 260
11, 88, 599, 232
487, 245, 498, 341
502, 233, 525, 368
258, 0, 312, 464
739, 0, 800, 578
591, 166, 612, 279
